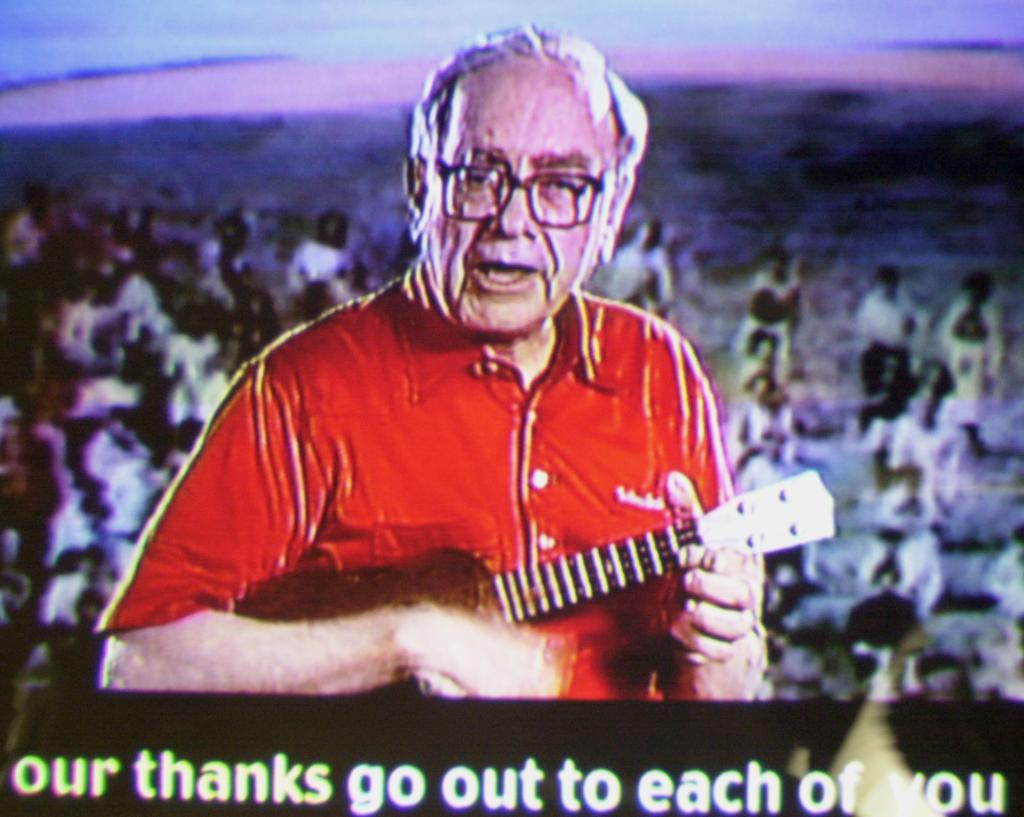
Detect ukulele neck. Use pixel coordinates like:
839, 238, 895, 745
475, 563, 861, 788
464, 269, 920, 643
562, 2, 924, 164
493, 518, 700, 623
491, 470, 836, 623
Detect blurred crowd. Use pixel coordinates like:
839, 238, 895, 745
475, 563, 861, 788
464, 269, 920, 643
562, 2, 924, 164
592, 220, 1021, 699
720, 252, 1019, 700
0, 183, 400, 741
1, 179, 1020, 731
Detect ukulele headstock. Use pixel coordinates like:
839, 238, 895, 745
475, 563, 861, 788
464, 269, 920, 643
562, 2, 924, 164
695, 471, 835, 554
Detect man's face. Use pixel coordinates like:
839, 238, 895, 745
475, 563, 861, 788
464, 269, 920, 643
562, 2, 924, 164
422, 57, 620, 340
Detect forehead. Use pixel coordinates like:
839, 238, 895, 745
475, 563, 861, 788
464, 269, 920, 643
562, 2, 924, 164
441, 56, 617, 170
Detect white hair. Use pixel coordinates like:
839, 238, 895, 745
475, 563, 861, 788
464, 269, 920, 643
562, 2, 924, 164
408, 25, 649, 255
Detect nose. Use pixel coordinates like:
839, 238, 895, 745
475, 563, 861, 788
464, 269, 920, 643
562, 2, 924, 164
492, 181, 536, 238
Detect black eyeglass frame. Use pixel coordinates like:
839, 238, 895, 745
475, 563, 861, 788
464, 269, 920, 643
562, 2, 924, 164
435, 159, 606, 229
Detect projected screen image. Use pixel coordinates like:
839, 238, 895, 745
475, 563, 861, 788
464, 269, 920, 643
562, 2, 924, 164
0, 3, 1022, 815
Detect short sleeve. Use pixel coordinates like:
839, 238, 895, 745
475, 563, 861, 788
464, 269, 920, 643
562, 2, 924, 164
670, 333, 734, 512
101, 356, 333, 631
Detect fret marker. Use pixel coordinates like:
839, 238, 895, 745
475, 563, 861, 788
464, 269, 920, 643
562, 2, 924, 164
560, 557, 579, 604
646, 532, 664, 576
503, 572, 525, 623
626, 537, 645, 583
516, 566, 538, 619
609, 545, 627, 588
533, 566, 551, 614
544, 561, 564, 609
493, 575, 514, 623
591, 550, 610, 594
666, 525, 681, 556
575, 552, 594, 599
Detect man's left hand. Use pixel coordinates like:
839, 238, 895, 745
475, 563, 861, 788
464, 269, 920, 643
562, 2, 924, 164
668, 545, 765, 699
663, 472, 766, 699
671, 545, 763, 661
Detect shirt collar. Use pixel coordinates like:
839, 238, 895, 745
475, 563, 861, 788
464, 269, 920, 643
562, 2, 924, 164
394, 265, 624, 404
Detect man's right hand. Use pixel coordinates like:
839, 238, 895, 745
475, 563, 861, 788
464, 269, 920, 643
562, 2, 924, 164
397, 604, 572, 698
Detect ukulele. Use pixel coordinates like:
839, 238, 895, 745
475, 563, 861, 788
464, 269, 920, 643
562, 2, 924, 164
236, 471, 835, 624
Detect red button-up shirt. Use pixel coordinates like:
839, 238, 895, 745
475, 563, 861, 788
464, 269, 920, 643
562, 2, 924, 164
104, 268, 733, 698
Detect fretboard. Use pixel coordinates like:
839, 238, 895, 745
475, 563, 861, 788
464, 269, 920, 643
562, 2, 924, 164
491, 519, 700, 623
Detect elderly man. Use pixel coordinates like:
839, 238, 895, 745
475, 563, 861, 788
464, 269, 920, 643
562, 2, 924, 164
100, 27, 764, 700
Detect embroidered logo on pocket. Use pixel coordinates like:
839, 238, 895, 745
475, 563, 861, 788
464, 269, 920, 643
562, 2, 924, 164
613, 485, 666, 512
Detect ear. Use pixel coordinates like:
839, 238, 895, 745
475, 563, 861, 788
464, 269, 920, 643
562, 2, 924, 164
405, 157, 428, 219
598, 165, 638, 265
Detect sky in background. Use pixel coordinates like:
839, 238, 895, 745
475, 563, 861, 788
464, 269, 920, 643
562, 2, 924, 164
2, 0, 1024, 85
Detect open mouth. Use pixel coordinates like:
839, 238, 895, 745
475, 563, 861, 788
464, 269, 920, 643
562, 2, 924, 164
472, 260, 541, 290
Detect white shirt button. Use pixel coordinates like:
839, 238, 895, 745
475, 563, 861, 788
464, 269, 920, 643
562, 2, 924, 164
529, 468, 550, 490
538, 534, 556, 551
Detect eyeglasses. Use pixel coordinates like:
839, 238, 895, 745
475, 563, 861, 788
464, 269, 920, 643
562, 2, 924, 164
436, 160, 604, 229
